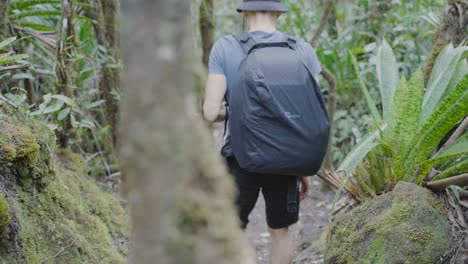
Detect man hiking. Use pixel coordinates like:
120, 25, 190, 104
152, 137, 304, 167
203, 0, 328, 263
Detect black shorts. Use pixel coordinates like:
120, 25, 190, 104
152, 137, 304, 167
226, 156, 300, 229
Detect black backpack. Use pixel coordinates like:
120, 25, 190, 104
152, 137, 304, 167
228, 32, 330, 176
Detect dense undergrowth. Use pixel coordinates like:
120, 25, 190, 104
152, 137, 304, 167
0, 102, 129, 263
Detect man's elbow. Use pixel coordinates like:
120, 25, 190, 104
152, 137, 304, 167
203, 105, 218, 123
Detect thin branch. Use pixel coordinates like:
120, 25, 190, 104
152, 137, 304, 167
310, 0, 335, 47
0, 51, 14, 59
426, 173, 468, 192
0, 64, 29, 72
439, 116, 468, 152
309, 0, 338, 170
0, 94, 17, 107
321, 65, 337, 169
12, 24, 57, 48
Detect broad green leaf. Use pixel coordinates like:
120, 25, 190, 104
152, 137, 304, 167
57, 107, 71, 121
416, 152, 467, 184
9, 0, 60, 10
376, 39, 399, 122
388, 71, 424, 171
43, 93, 52, 104
338, 129, 380, 175
86, 100, 105, 109
350, 52, 383, 126
43, 102, 63, 114
433, 157, 468, 180
14, 22, 56, 32
444, 59, 468, 98
11, 10, 62, 19
0, 54, 29, 65
51, 95, 77, 107
404, 75, 468, 174
47, 123, 58, 131
436, 133, 468, 158
449, 185, 464, 202
420, 45, 468, 125
4, 93, 26, 105
0, 37, 17, 51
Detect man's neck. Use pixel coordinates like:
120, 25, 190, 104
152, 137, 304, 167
248, 24, 277, 33
246, 14, 277, 33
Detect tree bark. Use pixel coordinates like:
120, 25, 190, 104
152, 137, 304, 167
120, 1, 255, 263
56, 0, 78, 148
424, 0, 468, 84
85, 0, 121, 146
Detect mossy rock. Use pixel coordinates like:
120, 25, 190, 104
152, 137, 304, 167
325, 182, 450, 264
0, 103, 130, 263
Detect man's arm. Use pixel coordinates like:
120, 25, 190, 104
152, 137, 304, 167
203, 73, 227, 123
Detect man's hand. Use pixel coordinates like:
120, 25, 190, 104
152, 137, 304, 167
299, 177, 310, 201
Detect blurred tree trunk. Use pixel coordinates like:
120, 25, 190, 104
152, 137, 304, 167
199, 0, 214, 68
56, 0, 78, 148
424, 0, 467, 84
120, 1, 255, 263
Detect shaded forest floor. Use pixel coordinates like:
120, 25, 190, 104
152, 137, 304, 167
212, 123, 334, 264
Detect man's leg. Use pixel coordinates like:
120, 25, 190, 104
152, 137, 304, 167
225, 156, 261, 225
269, 227, 295, 264
261, 175, 300, 264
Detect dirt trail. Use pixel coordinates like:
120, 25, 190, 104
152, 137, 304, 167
212, 123, 334, 264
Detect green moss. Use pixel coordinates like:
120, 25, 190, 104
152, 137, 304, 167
325, 182, 450, 264
16, 150, 130, 263
0, 119, 39, 169
0, 194, 10, 240
0, 105, 130, 263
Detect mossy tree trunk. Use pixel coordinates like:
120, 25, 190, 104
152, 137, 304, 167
56, 0, 79, 148
94, 0, 121, 146
121, 1, 254, 263
424, 0, 467, 84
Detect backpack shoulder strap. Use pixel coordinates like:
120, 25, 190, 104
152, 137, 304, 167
232, 32, 257, 55
282, 33, 299, 50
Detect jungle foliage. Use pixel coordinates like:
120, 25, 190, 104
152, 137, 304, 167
326, 42, 467, 201
1, 0, 120, 184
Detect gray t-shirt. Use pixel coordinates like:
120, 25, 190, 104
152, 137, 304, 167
208, 30, 322, 157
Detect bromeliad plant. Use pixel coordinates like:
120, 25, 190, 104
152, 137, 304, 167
323, 41, 468, 202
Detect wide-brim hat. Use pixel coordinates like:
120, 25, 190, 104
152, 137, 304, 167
237, 0, 288, 13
